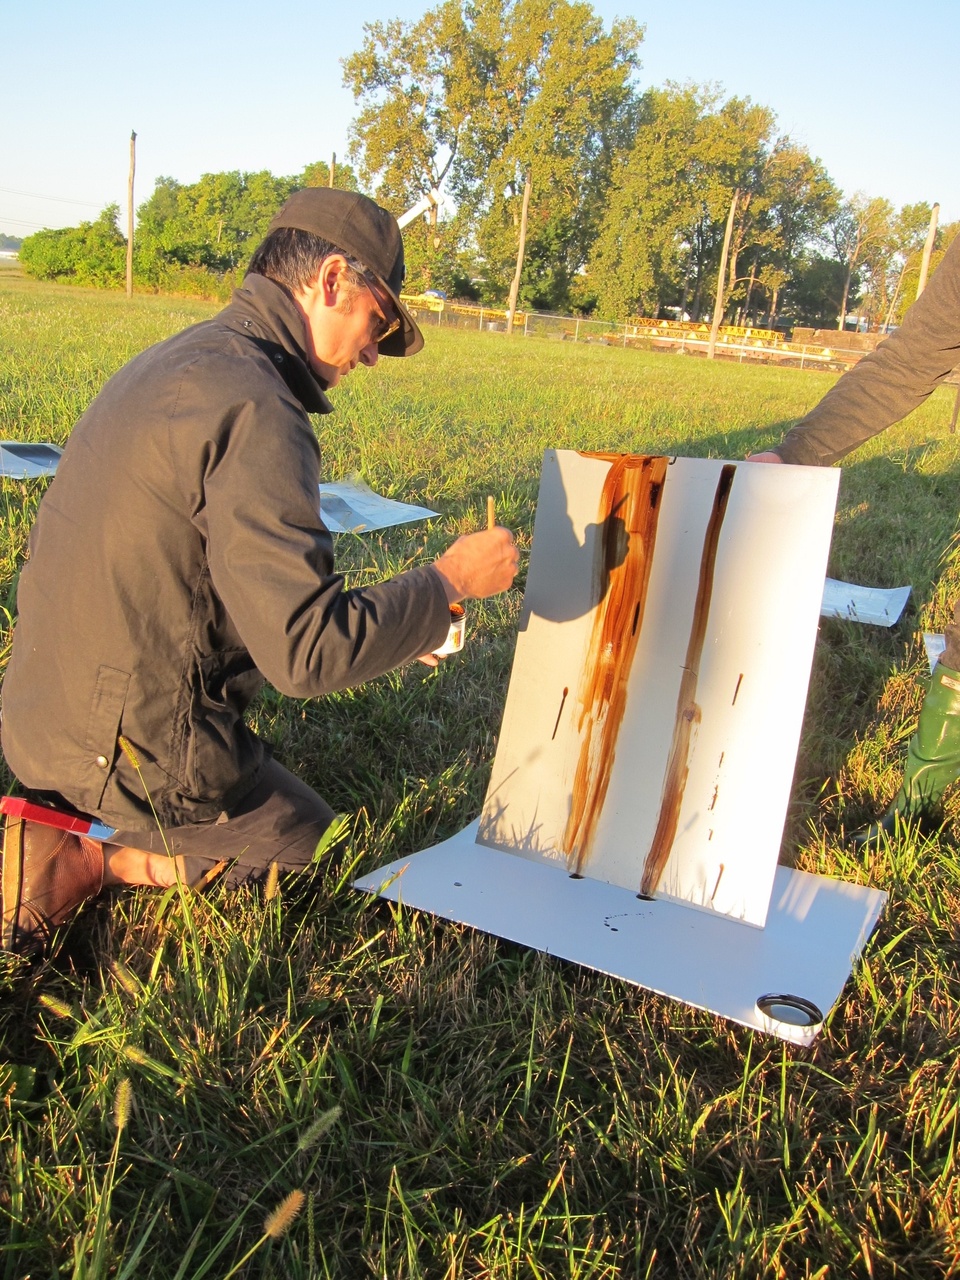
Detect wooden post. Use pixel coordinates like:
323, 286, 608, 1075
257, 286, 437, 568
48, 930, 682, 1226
708, 190, 738, 360
506, 172, 532, 336
329, 153, 336, 188
126, 130, 136, 300
916, 202, 939, 299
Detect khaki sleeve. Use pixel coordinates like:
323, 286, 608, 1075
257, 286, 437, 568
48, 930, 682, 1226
774, 234, 960, 467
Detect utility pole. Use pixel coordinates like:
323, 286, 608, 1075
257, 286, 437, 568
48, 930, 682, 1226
506, 172, 531, 336
329, 153, 336, 188
707, 190, 738, 360
916, 202, 939, 299
126, 130, 136, 300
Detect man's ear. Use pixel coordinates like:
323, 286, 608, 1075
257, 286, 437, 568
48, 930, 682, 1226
315, 254, 349, 305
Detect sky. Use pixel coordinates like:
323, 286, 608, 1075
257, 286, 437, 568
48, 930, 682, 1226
2, 0, 957, 239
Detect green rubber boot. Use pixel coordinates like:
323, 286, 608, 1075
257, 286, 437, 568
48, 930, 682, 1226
852, 662, 960, 846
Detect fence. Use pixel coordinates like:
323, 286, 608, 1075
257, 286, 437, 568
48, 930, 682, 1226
400, 295, 862, 372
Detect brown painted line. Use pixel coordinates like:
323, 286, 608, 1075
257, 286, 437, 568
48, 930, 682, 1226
639, 464, 736, 898
562, 454, 669, 874
551, 687, 569, 741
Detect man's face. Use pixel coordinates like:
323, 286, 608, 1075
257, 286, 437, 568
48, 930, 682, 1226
298, 258, 400, 389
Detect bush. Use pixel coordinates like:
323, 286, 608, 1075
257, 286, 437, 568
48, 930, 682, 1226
19, 206, 126, 287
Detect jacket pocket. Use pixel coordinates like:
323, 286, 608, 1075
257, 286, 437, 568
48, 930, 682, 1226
178, 649, 263, 805
78, 665, 131, 812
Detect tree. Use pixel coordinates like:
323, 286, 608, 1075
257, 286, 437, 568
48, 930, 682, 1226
344, 0, 642, 310
460, 0, 642, 307
780, 254, 849, 327
588, 85, 809, 323
587, 83, 709, 318
733, 141, 840, 325
300, 159, 359, 191
829, 194, 893, 330
879, 203, 936, 326
134, 170, 297, 286
19, 206, 126, 286
343, 3, 471, 209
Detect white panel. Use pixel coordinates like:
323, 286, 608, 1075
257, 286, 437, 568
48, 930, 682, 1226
479, 452, 839, 926
354, 824, 886, 1047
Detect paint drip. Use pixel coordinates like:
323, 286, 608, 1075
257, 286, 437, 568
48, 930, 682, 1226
563, 454, 669, 874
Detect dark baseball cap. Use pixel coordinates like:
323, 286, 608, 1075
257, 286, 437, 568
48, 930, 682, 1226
268, 188, 424, 358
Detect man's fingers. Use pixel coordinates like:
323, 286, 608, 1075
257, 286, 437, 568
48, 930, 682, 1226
433, 526, 520, 602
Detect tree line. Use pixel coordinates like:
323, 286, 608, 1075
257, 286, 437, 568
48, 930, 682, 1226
18, 0, 958, 330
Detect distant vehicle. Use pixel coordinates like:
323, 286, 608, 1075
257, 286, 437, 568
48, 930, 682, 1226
423, 289, 447, 299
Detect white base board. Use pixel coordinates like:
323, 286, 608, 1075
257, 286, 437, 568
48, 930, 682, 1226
355, 822, 886, 1046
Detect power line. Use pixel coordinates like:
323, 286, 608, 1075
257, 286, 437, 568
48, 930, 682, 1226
0, 185, 103, 208
0, 215, 54, 230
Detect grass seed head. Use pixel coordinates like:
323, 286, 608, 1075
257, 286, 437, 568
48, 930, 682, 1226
110, 960, 140, 996
38, 994, 75, 1020
113, 1078, 133, 1131
264, 860, 280, 902
118, 735, 141, 769
296, 1105, 342, 1151
263, 1188, 305, 1239
122, 1045, 151, 1066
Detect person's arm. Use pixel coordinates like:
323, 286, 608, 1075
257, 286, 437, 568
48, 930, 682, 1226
768, 234, 960, 467
197, 390, 516, 697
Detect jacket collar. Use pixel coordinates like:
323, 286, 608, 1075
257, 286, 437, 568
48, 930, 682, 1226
221, 275, 334, 415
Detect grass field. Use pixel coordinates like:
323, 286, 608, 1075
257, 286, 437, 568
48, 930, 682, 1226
2, 273, 960, 1278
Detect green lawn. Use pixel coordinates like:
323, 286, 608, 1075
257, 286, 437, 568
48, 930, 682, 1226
2, 276, 960, 1278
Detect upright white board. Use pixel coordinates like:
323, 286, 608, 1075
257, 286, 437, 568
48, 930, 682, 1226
479, 452, 839, 926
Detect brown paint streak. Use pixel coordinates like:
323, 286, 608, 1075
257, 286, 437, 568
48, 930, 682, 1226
710, 863, 725, 903
563, 455, 669, 873
552, 687, 569, 740
640, 464, 736, 897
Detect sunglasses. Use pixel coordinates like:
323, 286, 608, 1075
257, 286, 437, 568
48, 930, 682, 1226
361, 272, 402, 344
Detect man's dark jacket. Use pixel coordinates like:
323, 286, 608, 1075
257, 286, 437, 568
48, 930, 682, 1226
1, 275, 450, 829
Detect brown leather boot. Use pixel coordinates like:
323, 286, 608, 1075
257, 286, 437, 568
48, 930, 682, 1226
1, 816, 104, 953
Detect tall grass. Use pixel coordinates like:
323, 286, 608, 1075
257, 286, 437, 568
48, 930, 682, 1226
2, 275, 960, 1277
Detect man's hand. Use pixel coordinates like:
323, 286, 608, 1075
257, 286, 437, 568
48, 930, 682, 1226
745, 451, 783, 464
432, 526, 520, 603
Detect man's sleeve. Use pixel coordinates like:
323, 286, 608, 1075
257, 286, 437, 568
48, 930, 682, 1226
775, 234, 960, 467
197, 388, 451, 697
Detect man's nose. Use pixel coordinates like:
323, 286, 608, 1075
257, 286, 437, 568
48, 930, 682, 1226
359, 340, 379, 368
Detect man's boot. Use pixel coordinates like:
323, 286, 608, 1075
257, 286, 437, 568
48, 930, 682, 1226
852, 663, 960, 847
1, 815, 104, 953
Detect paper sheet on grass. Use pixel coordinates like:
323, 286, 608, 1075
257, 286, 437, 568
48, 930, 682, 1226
0, 442, 63, 478
319, 477, 438, 533
0, 449, 440, 537
924, 632, 946, 671
821, 577, 911, 626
